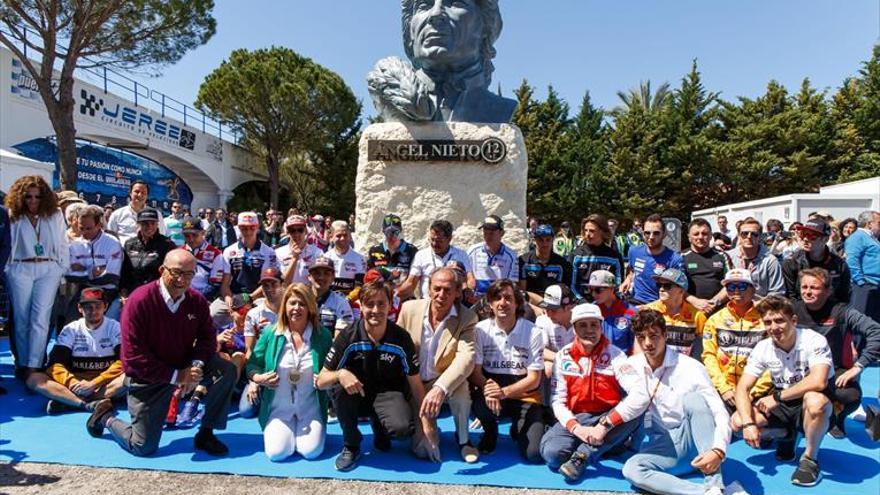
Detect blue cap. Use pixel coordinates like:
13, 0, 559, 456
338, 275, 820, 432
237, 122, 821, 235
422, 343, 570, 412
535, 224, 554, 237
652, 268, 688, 291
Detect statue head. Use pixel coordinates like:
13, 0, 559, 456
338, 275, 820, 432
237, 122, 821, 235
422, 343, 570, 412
401, 0, 502, 84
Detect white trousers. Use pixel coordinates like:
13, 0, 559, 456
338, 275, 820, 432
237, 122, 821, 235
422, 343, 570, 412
263, 406, 325, 461
7, 261, 64, 368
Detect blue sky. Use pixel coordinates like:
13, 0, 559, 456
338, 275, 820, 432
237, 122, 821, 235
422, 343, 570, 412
142, 0, 879, 120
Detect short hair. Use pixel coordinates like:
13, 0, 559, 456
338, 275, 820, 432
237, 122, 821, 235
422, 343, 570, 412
77, 205, 105, 226
330, 220, 350, 233
766, 219, 784, 232
359, 280, 393, 305
738, 217, 762, 233
485, 279, 525, 319
429, 220, 454, 239
644, 214, 665, 232
275, 283, 320, 334
799, 267, 831, 289
581, 213, 611, 241
755, 295, 795, 319
632, 309, 666, 335
65, 203, 86, 223
429, 266, 463, 291
689, 218, 711, 231
857, 210, 879, 228
717, 215, 727, 221
129, 180, 149, 194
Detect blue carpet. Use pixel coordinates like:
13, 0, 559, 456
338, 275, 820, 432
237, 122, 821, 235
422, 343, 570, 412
1, 337, 878, 494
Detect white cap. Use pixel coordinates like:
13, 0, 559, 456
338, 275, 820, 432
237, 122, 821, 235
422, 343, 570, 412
571, 303, 603, 323
722, 268, 755, 286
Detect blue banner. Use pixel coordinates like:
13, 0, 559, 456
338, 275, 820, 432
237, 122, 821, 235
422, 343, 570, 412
12, 137, 193, 214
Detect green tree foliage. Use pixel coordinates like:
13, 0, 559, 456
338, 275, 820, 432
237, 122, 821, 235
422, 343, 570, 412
196, 47, 361, 210
0, 0, 217, 189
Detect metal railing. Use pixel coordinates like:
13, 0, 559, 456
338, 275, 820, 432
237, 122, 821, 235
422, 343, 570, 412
2, 24, 242, 145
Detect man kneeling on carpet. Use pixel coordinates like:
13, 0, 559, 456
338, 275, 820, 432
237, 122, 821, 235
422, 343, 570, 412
733, 295, 834, 487
86, 249, 237, 457
317, 280, 432, 472
620, 310, 746, 495
27, 287, 126, 414
246, 283, 332, 461
539, 303, 646, 481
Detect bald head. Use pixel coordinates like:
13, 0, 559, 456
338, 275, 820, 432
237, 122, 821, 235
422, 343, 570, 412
164, 249, 196, 271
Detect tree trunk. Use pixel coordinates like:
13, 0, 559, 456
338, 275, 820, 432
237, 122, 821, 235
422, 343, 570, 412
53, 109, 79, 190
266, 153, 279, 210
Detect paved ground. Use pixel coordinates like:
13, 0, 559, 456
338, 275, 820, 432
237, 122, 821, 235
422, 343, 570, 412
0, 462, 625, 495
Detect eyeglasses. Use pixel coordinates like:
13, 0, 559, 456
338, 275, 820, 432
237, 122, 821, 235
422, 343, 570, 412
657, 282, 676, 291
25, 194, 42, 200
644, 230, 663, 237
726, 282, 750, 292
739, 231, 761, 239
163, 266, 196, 280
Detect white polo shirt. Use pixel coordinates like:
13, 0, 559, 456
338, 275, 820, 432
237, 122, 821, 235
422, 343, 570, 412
409, 245, 472, 298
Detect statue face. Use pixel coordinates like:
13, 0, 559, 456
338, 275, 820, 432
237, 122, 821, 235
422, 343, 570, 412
410, 0, 484, 70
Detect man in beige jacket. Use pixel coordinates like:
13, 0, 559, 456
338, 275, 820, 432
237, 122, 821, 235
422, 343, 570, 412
398, 267, 479, 463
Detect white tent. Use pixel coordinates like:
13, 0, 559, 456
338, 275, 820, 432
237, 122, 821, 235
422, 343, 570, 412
0, 148, 54, 192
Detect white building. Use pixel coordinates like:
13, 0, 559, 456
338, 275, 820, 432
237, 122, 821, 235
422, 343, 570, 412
691, 177, 880, 230
0, 46, 264, 211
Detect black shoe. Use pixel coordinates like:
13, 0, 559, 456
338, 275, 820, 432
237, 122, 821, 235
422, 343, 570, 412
791, 455, 821, 486
0, 386, 7, 396
373, 433, 392, 452
46, 400, 66, 415
559, 451, 588, 481
194, 429, 229, 456
775, 431, 797, 462
335, 446, 361, 472
86, 399, 114, 438
478, 432, 497, 454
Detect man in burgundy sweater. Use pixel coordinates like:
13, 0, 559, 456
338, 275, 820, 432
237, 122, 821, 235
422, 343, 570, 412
86, 249, 236, 456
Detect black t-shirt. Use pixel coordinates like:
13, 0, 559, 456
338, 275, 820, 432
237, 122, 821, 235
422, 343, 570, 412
683, 248, 731, 300
323, 319, 419, 394
518, 250, 573, 295
569, 243, 624, 300
366, 240, 418, 283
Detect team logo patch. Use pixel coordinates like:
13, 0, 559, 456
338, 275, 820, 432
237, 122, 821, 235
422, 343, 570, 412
615, 317, 629, 330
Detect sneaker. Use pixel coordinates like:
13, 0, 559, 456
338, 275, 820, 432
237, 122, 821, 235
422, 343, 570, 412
791, 455, 821, 487
327, 408, 338, 424
176, 400, 205, 429
335, 446, 361, 472
852, 405, 867, 422
86, 399, 114, 438
477, 432, 497, 454
559, 451, 587, 481
775, 431, 797, 462
460, 442, 479, 463
46, 400, 66, 415
193, 429, 229, 456
724, 480, 750, 495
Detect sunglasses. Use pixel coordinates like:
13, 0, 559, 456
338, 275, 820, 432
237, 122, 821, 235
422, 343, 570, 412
657, 282, 676, 291
726, 282, 750, 292
739, 231, 761, 239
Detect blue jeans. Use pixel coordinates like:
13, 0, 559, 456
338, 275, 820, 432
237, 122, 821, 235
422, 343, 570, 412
239, 382, 260, 419
540, 412, 642, 469
623, 392, 724, 495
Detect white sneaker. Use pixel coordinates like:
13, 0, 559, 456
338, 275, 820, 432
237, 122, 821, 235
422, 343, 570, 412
724, 481, 750, 495
852, 405, 867, 422
704, 486, 723, 495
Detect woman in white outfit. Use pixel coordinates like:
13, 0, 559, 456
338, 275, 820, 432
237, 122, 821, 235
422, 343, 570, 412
245, 282, 332, 461
4, 176, 69, 374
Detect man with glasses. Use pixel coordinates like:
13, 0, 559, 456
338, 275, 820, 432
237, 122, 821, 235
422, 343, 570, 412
702, 269, 771, 411
277, 215, 323, 286
181, 216, 226, 301
620, 214, 684, 306
519, 224, 573, 307
641, 268, 706, 357
683, 219, 732, 315
399, 220, 474, 300
783, 218, 850, 304
163, 201, 185, 247
367, 214, 418, 291
726, 217, 784, 299
86, 250, 237, 457
107, 180, 167, 244
589, 271, 636, 354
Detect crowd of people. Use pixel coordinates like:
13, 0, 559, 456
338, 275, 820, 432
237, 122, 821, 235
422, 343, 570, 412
1, 174, 879, 494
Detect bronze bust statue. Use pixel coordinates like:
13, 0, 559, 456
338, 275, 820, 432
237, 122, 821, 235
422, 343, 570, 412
368, 0, 517, 124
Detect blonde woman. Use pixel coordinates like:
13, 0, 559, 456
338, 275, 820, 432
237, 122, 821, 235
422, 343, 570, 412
245, 283, 332, 461
4, 176, 69, 375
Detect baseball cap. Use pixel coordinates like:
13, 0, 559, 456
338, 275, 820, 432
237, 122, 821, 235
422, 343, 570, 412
721, 268, 755, 286
383, 214, 402, 235
308, 256, 335, 273
571, 303, 603, 323
181, 215, 203, 233
57, 190, 85, 206
79, 287, 105, 304
796, 218, 831, 237
311, 214, 324, 223
237, 211, 260, 227
534, 224, 554, 238
540, 284, 573, 309
259, 267, 283, 284
285, 215, 307, 229
652, 268, 688, 290
479, 215, 504, 230
231, 293, 252, 311
136, 208, 160, 223
588, 270, 617, 288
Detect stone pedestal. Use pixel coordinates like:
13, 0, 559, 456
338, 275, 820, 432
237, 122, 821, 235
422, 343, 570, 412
355, 122, 529, 253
